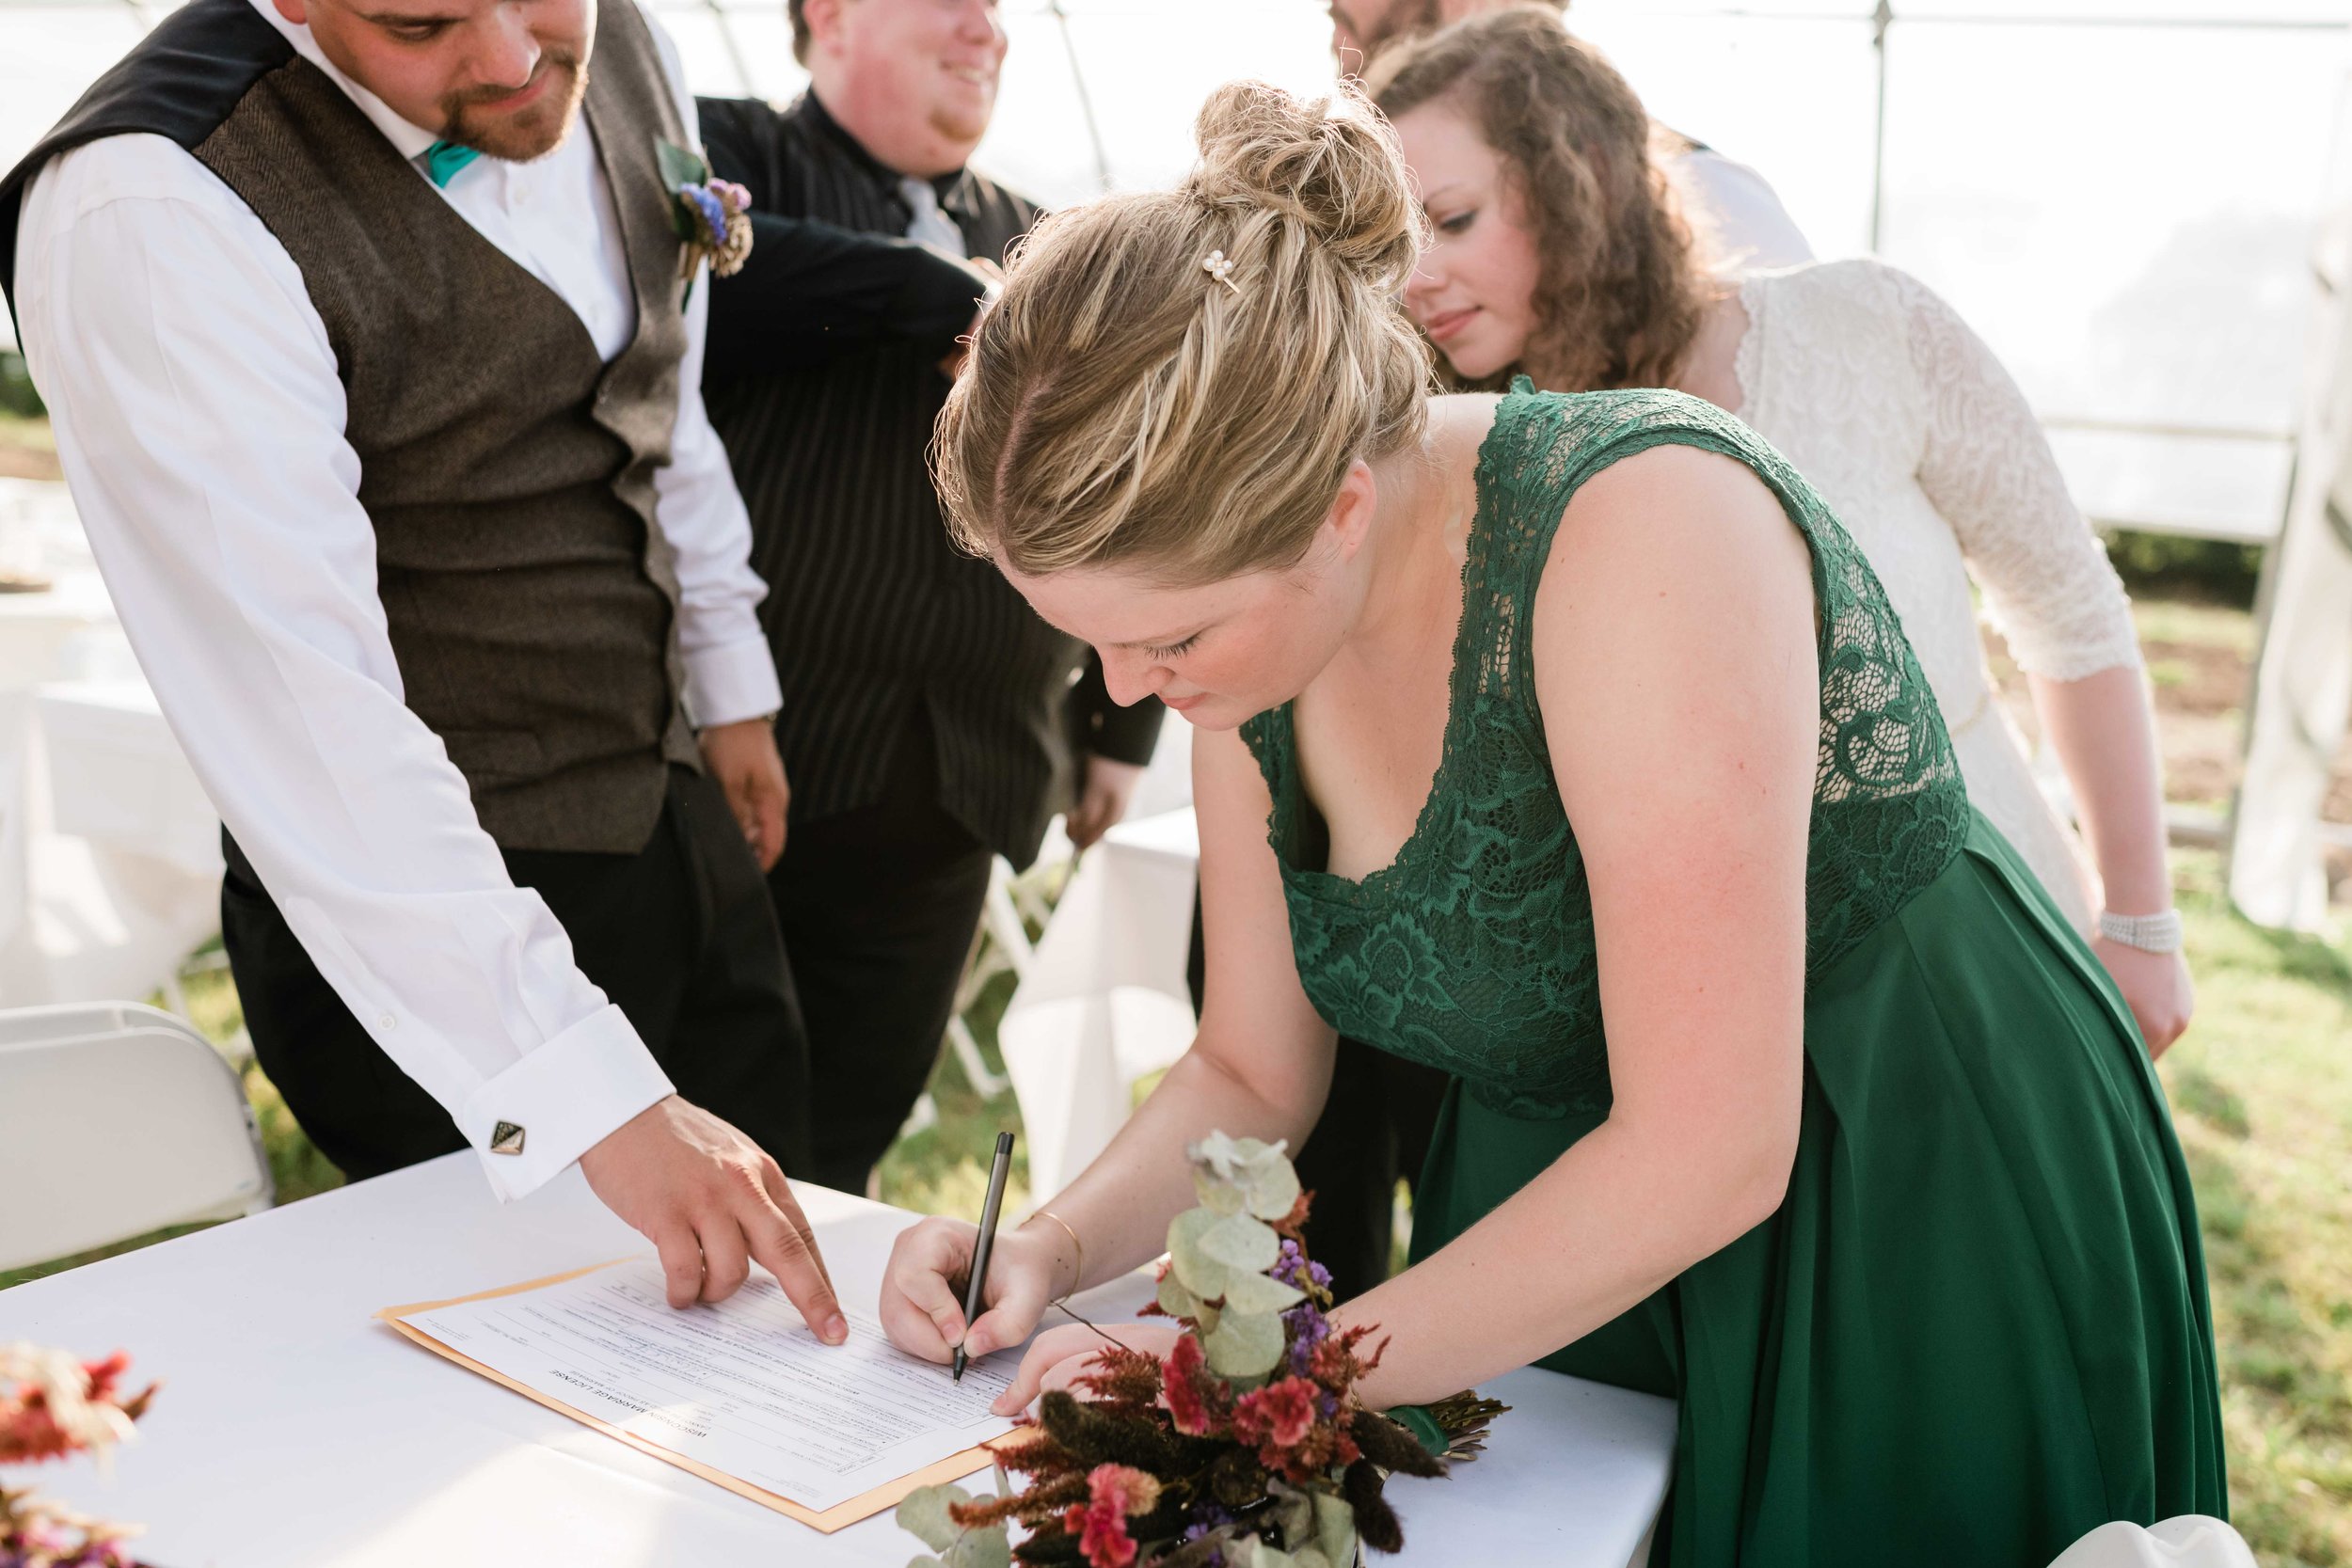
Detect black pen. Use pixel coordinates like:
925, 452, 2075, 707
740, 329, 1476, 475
954, 1130, 1016, 1383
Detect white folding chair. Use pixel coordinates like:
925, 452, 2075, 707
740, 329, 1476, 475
896, 848, 1076, 1148
927, 858, 1031, 1114
0, 1001, 273, 1274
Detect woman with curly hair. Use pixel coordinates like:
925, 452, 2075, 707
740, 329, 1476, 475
878, 70, 2224, 1566
1324, 0, 1815, 269
1368, 7, 2195, 1055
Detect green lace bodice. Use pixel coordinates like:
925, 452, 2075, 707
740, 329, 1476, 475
1240, 386, 1970, 1120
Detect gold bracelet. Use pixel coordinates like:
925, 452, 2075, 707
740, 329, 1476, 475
1029, 1208, 1085, 1300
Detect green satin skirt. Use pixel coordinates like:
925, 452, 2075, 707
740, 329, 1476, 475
1408, 812, 2226, 1566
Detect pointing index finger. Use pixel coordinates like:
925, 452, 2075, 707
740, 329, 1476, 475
739, 1182, 846, 1344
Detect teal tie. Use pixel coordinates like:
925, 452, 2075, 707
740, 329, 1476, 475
422, 140, 481, 188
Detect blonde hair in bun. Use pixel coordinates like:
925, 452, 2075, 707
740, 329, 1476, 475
933, 79, 1434, 584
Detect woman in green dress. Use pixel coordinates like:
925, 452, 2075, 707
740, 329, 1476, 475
877, 79, 2225, 1565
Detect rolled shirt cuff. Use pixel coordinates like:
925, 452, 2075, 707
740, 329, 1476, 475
457, 1003, 676, 1201
681, 634, 784, 730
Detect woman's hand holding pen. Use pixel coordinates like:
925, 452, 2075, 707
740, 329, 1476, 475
879, 1216, 1073, 1375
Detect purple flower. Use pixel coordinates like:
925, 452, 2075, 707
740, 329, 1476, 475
1184, 1503, 1234, 1543
1271, 1240, 1330, 1294
1283, 1298, 1332, 1377
675, 182, 728, 248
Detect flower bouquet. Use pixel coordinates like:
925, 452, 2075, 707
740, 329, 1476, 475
900, 1133, 1504, 1568
1, 1344, 158, 1568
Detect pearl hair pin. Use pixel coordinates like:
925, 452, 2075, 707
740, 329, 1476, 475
1200, 249, 1243, 294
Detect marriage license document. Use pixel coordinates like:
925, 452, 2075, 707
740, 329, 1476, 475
382, 1257, 1018, 1528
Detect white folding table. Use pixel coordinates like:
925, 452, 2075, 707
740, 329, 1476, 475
0, 1152, 1676, 1567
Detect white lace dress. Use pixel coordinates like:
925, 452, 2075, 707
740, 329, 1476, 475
1733, 258, 2144, 934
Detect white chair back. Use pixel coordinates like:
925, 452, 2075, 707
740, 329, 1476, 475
0, 1001, 272, 1273
2048, 1516, 2257, 1568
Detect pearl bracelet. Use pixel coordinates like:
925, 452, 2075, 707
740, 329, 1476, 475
2098, 908, 2184, 954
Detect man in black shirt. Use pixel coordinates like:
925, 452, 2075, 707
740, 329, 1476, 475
699, 0, 1159, 1197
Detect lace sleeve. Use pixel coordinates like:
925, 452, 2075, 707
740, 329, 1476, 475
1890, 266, 2142, 681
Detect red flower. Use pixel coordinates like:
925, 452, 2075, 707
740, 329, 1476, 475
1309, 1324, 1385, 1392
1232, 1376, 1318, 1449
1063, 1464, 1161, 1568
1161, 1333, 1222, 1437
0, 1349, 154, 1465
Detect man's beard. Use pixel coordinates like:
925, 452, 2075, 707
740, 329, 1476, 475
1363, 0, 1445, 57
441, 49, 589, 163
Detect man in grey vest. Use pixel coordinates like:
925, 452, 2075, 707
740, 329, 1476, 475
3, 0, 845, 1334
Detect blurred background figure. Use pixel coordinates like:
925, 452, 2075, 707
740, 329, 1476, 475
1324, 0, 1813, 269
696, 0, 1160, 1198
1371, 8, 2193, 1053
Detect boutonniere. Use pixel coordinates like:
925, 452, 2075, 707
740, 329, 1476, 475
656, 137, 753, 285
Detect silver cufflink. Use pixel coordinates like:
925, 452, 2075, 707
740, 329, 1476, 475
490, 1121, 527, 1156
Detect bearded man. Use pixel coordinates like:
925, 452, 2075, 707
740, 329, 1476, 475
2, 0, 850, 1331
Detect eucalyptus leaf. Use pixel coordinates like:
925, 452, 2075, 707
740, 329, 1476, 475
908, 1557, 945, 1568
1229, 1540, 1287, 1568
1267, 1481, 1313, 1544
1199, 1212, 1280, 1274
1228, 1135, 1288, 1174
945, 1527, 1013, 1568
896, 1485, 975, 1552
1192, 1165, 1246, 1215
1168, 1207, 1232, 1298
1195, 1300, 1221, 1337
1157, 1269, 1205, 1320
1312, 1490, 1359, 1566
1188, 1130, 1249, 1178
1218, 1270, 1305, 1316
1240, 1152, 1303, 1222
1203, 1307, 1285, 1378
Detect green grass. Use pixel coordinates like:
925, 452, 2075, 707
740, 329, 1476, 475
874, 967, 1030, 1221
2132, 594, 2260, 656
0, 411, 52, 453
3, 879, 2345, 1558
2161, 850, 2352, 1565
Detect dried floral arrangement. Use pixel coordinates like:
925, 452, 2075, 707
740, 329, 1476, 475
900, 1133, 1504, 1568
1, 1343, 158, 1568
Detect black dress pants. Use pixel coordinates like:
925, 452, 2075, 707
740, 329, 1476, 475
223, 765, 814, 1181
768, 715, 996, 1196
1186, 893, 1445, 1303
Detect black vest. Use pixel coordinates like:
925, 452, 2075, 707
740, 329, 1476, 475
2, 0, 706, 854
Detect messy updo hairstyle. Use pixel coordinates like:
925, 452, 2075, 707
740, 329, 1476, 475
1366, 8, 1712, 393
933, 81, 1433, 585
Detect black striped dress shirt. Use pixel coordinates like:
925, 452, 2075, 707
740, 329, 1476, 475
699, 92, 1160, 869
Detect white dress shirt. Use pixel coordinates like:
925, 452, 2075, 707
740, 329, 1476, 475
12, 0, 782, 1200
1674, 146, 1815, 273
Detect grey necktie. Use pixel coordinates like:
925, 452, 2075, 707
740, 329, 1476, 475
899, 176, 967, 259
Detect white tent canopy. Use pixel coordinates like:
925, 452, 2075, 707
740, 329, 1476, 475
7, 0, 2349, 545
8, 0, 2352, 920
